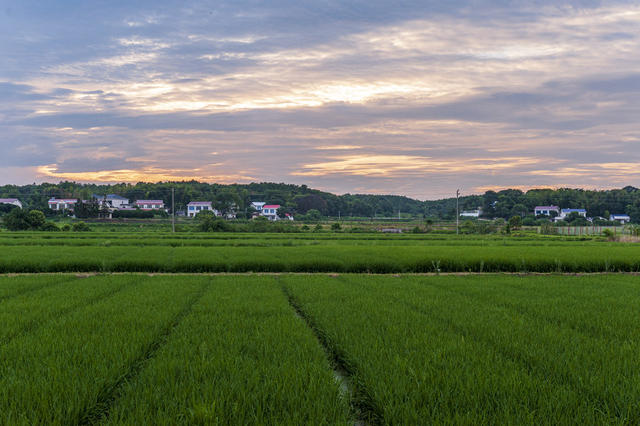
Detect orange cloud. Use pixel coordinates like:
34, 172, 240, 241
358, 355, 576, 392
36, 165, 255, 184
293, 155, 543, 177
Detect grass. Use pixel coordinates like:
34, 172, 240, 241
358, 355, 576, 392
282, 274, 640, 424
0, 243, 639, 273
103, 276, 351, 425
1, 274, 640, 423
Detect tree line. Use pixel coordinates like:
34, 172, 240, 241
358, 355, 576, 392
1, 182, 639, 222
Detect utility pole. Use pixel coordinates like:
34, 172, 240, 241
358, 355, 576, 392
171, 187, 175, 233
456, 189, 460, 235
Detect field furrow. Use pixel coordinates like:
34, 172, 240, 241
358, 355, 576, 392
0, 276, 206, 425
0, 275, 138, 345
282, 274, 640, 424
102, 276, 352, 425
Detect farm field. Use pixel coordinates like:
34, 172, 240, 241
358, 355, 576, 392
1, 273, 640, 424
0, 231, 638, 273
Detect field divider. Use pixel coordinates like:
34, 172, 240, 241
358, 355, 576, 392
76, 279, 211, 425
281, 284, 382, 426
0, 277, 139, 347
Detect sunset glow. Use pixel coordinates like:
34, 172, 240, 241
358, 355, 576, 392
1, 2, 639, 198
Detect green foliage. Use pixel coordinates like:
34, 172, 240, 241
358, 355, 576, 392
331, 222, 341, 231
72, 222, 91, 232
508, 215, 522, 230
40, 222, 60, 232
61, 224, 71, 232
304, 209, 323, 222
112, 209, 154, 219
3, 209, 47, 231
540, 222, 557, 235
284, 274, 640, 424
1, 237, 640, 272
27, 210, 46, 229
314, 224, 323, 232
198, 216, 231, 232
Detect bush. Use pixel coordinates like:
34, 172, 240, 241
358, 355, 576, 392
3, 209, 47, 231
199, 217, 231, 232
113, 209, 154, 219
314, 224, 323, 232
61, 224, 72, 232
72, 222, 91, 232
539, 222, 556, 235
40, 222, 60, 232
331, 223, 341, 231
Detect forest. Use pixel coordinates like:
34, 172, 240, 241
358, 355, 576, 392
0, 182, 639, 221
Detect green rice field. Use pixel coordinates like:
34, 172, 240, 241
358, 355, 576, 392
1, 273, 640, 424
0, 231, 638, 273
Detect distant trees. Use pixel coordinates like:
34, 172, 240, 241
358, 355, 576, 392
1, 182, 640, 223
3, 209, 48, 231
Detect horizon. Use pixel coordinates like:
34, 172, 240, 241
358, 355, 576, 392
2, 179, 638, 202
2, 1, 640, 199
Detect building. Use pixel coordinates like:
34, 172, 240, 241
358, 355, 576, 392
261, 204, 280, 220
48, 198, 77, 211
0, 198, 22, 209
534, 205, 560, 216
93, 194, 129, 209
187, 201, 215, 217
460, 209, 481, 218
251, 201, 266, 213
559, 208, 587, 219
610, 214, 631, 224
135, 200, 165, 210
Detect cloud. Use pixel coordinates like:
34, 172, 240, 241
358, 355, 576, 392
1, 2, 640, 198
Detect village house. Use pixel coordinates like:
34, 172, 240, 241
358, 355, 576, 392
261, 204, 280, 221
135, 200, 165, 210
460, 208, 482, 218
187, 201, 216, 217
251, 201, 266, 213
558, 208, 587, 219
534, 205, 560, 216
48, 198, 77, 211
610, 214, 631, 224
0, 198, 22, 209
93, 194, 129, 209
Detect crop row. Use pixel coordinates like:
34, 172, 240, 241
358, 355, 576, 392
1, 245, 639, 273
283, 274, 640, 424
0, 275, 351, 425
2, 274, 640, 424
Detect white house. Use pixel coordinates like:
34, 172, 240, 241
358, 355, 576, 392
534, 205, 560, 216
93, 194, 130, 209
460, 209, 481, 218
251, 201, 266, 213
187, 201, 216, 217
559, 208, 587, 219
261, 204, 280, 221
0, 198, 22, 209
610, 214, 631, 224
48, 198, 77, 211
135, 200, 165, 210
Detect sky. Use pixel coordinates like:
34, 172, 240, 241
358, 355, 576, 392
1, 0, 639, 199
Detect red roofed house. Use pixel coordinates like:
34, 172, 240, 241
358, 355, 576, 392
0, 198, 22, 209
48, 198, 77, 211
261, 204, 280, 221
135, 200, 165, 211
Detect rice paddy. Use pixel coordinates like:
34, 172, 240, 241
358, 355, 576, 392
1, 273, 640, 424
0, 231, 638, 273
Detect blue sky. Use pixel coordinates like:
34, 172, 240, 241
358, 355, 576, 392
1, 0, 639, 198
